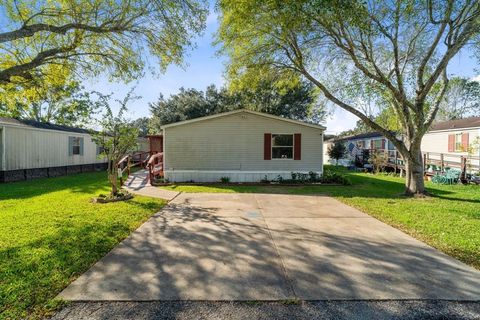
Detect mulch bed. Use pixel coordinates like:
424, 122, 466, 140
92, 192, 134, 203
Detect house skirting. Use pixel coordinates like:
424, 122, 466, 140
0, 163, 108, 183
164, 170, 323, 183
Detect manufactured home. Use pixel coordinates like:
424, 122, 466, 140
421, 117, 480, 172
422, 117, 480, 155
0, 118, 148, 182
158, 109, 325, 182
324, 132, 398, 166
322, 117, 480, 175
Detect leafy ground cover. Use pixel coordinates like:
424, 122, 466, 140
0, 172, 166, 319
161, 166, 480, 270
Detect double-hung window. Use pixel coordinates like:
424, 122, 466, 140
373, 139, 382, 149
455, 133, 463, 152
69, 136, 84, 156
72, 138, 81, 155
271, 134, 293, 159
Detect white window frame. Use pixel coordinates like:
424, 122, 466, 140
271, 133, 294, 160
355, 140, 365, 148
454, 133, 463, 152
71, 137, 82, 155
372, 139, 383, 149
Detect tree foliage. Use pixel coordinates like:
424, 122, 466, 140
438, 77, 480, 120
149, 80, 327, 130
0, 0, 207, 85
327, 141, 347, 165
0, 74, 100, 126
339, 120, 374, 137
217, 0, 480, 195
130, 117, 151, 136
340, 76, 480, 134
91, 93, 139, 196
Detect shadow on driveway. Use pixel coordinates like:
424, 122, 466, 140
58, 193, 480, 302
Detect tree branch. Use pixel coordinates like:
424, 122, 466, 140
0, 22, 130, 43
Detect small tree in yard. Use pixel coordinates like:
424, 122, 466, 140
327, 141, 347, 165
91, 94, 139, 197
369, 151, 386, 174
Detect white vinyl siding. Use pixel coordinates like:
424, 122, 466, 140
163, 111, 323, 177
422, 128, 480, 170
2, 124, 107, 171
0, 127, 4, 170
421, 128, 480, 155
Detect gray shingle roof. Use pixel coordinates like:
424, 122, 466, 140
429, 117, 480, 131
335, 131, 385, 141
0, 117, 91, 134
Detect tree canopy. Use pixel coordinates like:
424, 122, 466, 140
0, 75, 101, 126
327, 141, 347, 165
0, 0, 207, 126
438, 77, 480, 120
0, 0, 207, 85
149, 80, 327, 131
130, 117, 151, 136
217, 0, 480, 195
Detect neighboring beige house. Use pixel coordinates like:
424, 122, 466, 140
0, 118, 148, 182
421, 117, 480, 171
161, 109, 325, 182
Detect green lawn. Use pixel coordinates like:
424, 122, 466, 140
0, 172, 166, 320
161, 167, 480, 270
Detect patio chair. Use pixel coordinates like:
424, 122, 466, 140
444, 169, 461, 185
432, 172, 446, 184
470, 175, 480, 185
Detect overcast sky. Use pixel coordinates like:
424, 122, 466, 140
84, 9, 479, 135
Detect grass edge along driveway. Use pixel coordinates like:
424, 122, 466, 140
161, 166, 480, 271
0, 171, 166, 320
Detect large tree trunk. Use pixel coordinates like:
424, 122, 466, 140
403, 145, 426, 196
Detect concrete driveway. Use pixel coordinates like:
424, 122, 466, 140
59, 193, 480, 301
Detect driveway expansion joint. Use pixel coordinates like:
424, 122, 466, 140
253, 194, 298, 300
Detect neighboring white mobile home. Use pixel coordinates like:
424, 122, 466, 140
0, 118, 148, 182
160, 109, 325, 182
422, 117, 480, 171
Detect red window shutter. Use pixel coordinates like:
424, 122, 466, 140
448, 134, 455, 152
371, 139, 375, 150
462, 133, 469, 151
381, 139, 386, 149
294, 133, 301, 160
264, 133, 272, 160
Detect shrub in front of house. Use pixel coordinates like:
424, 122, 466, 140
266, 170, 352, 185
320, 169, 352, 185
220, 176, 231, 184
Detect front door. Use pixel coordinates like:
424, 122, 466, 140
148, 135, 163, 154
